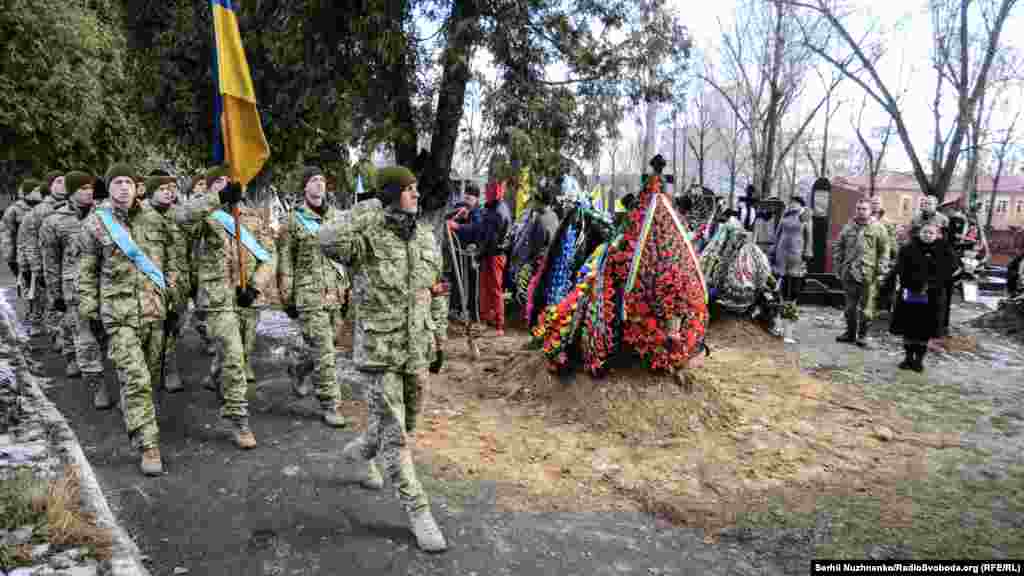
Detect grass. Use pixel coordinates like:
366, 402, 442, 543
0, 465, 114, 570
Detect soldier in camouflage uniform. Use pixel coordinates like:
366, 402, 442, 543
183, 174, 215, 355
832, 197, 890, 347
910, 195, 949, 239
144, 175, 187, 392
319, 165, 449, 552
276, 166, 348, 426
79, 164, 181, 476
40, 172, 96, 379
871, 195, 899, 314
1, 180, 38, 279
176, 166, 263, 450
19, 172, 65, 341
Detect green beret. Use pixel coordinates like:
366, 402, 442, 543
205, 165, 231, 188
377, 166, 416, 190
20, 179, 40, 199
104, 163, 135, 185
145, 175, 176, 193
65, 171, 95, 195
299, 166, 324, 190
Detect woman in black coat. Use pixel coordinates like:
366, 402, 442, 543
890, 223, 956, 372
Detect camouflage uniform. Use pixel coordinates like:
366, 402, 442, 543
40, 196, 93, 375
832, 218, 890, 339
277, 204, 350, 408
19, 191, 62, 336
78, 199, 180, 451
176, 193, 267, 421
1, 193, 32, 273
144, 198, 189, 390
319, 203, 448, 517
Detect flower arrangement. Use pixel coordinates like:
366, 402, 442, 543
780, 300, 799, 321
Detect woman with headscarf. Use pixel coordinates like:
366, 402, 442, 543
771, 195, 812, 302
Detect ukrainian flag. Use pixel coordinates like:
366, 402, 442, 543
211, 0, 269, 186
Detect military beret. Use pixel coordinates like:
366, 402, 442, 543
145, 175, 176, 193
20, 179, 40, 198
205, 165, 231, 188
377, 166, 417, 190
64, 171, 95, 195
299, 166, 324, 190
104, 163, 136, 184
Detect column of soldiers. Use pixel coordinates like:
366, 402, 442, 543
3, 162, 450, 552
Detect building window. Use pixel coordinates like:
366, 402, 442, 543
996, 199, 1009, 214
900, 196, 912, 216
1016, 200, 1024, 215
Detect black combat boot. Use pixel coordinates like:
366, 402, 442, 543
912, 344, 927, 373
898, 345, 914, 370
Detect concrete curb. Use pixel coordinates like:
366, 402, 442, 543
19, 380, 153, 576
2, 287, 151, 576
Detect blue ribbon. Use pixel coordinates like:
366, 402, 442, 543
211, 210, 273, 263
97, 208, 166, 290
294, 209, 320, 235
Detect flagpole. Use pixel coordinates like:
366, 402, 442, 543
222, 110, 247, 291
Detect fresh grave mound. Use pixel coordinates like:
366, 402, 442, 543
705, 315, 781, 350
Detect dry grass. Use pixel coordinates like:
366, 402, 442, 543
407, 327, 944, 534
0, 465, 113, 570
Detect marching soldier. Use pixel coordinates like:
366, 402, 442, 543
319, 165, 449, 552
40, 172, 96, 378
19, 172, 65, 341
176, 166, 265, 450
183, 174, 216, 356
1, 179, 40, 281
276, 166, 348, 426
79, 164, 181, 475
144, 174, 187, 392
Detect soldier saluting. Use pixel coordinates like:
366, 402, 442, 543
78, 164, 181, 476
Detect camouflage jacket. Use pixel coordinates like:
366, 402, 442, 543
319, 204, 447, 373
19, 195, 64, 274
144, 199, 190, 301
0, 200, 30, 265
832, 219, 890, 285
78, 200, 180, 327
40, 202, 90, 304
277, 204, 347, 311
872, 215, 899, 271
175, 194, 271, 311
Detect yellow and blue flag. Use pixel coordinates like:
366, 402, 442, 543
211, 0, 269, 186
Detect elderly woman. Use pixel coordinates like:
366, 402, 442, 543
771, 195, 812, 302
890, 223, 956, 372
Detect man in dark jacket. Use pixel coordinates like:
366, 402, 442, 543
448, 180, 512, 335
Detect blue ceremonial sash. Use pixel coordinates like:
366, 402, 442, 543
211, 210, 273, 263
97, 208, 166, 290
294, 209, 321, 235
294, 208, 348, 278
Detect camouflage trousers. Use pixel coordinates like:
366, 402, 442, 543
207, 309, 258, 419
193, 307, 213, 350
108, 322, 165, 451
842, 277, 878, 336
355, 370, 429, 514
295, 308, 343, 406
26, 280, 45, 330
74, 311, 106, 374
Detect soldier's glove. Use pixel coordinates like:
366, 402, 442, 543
235, 285, 260, 308
220, 182, 243, 205
93, 177, 108, 201
88, 318, 105, 338
285, 304, 299, 319
164, 309, 180, 331
52, 297, 66, 313
428, 348, 445, 374
8, 261, 17, 276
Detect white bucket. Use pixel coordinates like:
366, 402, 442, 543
962, 281, 978, 303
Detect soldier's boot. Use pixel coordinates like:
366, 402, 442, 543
898, 345, 914, 370
163, 359, 184, 393
223, 416, 257, 449
139, 447, 163, 477
64, 354, 81, 379
911, 345, 927, 373
321, 401, 347, 428
340, 438, 383, 490
86, 374, 115, 411
408, 508, 447, 553
855, 320, 871, 348
291, 360, 314, 398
